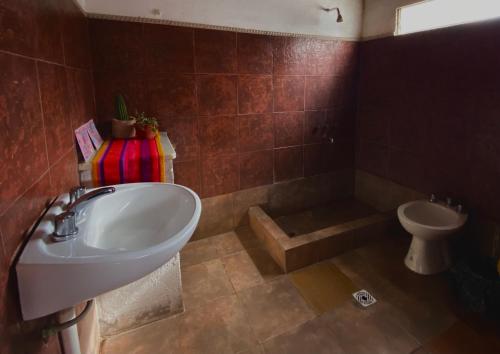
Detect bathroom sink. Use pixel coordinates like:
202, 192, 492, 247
398, 200, 467, 274
398, 200, 467, 239
16, 183, 201, 320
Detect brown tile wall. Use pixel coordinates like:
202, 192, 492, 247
356, 19, 500, 221
0, 0, 95, 352
89, 19, 359, 198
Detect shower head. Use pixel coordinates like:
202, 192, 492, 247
320, 6, 343, 23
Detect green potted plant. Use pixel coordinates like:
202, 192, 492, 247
112, 95, 136, 139
132, 112, 159, 140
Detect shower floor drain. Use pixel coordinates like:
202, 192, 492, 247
353, 289, 377, 307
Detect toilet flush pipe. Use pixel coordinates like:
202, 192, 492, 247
42, 299, 93, 354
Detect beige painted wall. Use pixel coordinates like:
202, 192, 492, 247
362, 0, 418, 39
82, 0, 363, 39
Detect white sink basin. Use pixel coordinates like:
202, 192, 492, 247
16, 183, 201, 320
397, 200, 467, 274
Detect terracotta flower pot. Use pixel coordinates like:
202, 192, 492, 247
112, 118, 136, 139
135, 125, 157, 140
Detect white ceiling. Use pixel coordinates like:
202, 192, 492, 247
79, 0, 364, 39
77, 0, 414, 40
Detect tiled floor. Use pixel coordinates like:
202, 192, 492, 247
101, 226, 500, 354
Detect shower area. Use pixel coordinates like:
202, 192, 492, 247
249, 192, 395, 272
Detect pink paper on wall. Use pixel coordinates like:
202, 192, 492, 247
75, 122, 95, 162
87, 119, 103, 149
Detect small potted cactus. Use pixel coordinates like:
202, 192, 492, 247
112, 95, 136, 139
133, 112, 159, 140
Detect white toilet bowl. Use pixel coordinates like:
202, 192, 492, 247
397, 200, 467, 275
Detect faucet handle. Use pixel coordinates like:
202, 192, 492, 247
446, 197, 454, 207
52, 211, 78, 242
70, 186, 86, 204
429, 194, 437, 203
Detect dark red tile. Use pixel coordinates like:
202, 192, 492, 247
356, 105, 390, 145
89, 19, 143, 73
201, 154, 239, 197
356, 141, 389, 178
462, 92, 500, 215
305, 76, 341, 110
306, 140, 354, 176
143, 24, 194, 73
197, 75, 237, 116
240, 150, 274, 189
161, 116, 199, 162
0, 0, 67, 62
237, 33, 273, 74
0, 53, 47, 215
93, 71, 144, 122
387, 148, 428, 192
61, 0, 91, 69
174, 160, 201, 195
334, 41, 359, 77
195, 29, 236, 73
66, 68, 95, 129
145, 74, 197, 117
238, 75, 273, 114
304, 110, 330, 144
0, 233, 7, 287
199, 115, 238, 156
0, 175, 52, 261
0, 0, 38, 56
38, 62, 72, 165
328, 106, 355, 140
274, 146, 303, 182
239, 113, 274, 152
272, 37, 307, 75
273, 76, 304, 112
305, 39, 336, 75
34, 0, 65, 63
355, 23, 500, 222
389, 107, 430, 156
332, 139, 355, 169
274, 112, 304, 147
304, 143, 330, 177
49, 149, 78, 195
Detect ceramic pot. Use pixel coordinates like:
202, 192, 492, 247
112, 118, 136, 139
136, 125, 157, 140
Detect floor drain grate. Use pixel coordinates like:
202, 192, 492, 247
352, 289, 377, 307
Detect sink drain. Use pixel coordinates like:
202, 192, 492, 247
353, 289, 377, 307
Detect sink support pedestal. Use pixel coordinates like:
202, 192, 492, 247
405, 236, 451, 275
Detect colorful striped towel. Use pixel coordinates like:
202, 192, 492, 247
91, 135, 166, 186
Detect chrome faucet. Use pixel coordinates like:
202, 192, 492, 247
52, 186, 116, 242
66, 186, 116, 213
429, 193, 465, 213
53, 211, 78, 242
69, 186, 86, 204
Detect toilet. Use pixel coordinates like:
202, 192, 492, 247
397, 199, 468, 275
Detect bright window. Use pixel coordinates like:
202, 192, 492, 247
396, 0, 500, 35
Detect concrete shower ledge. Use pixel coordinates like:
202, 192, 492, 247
249, 204, 395, 272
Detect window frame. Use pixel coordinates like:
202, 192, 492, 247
395, 0, 500, 36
